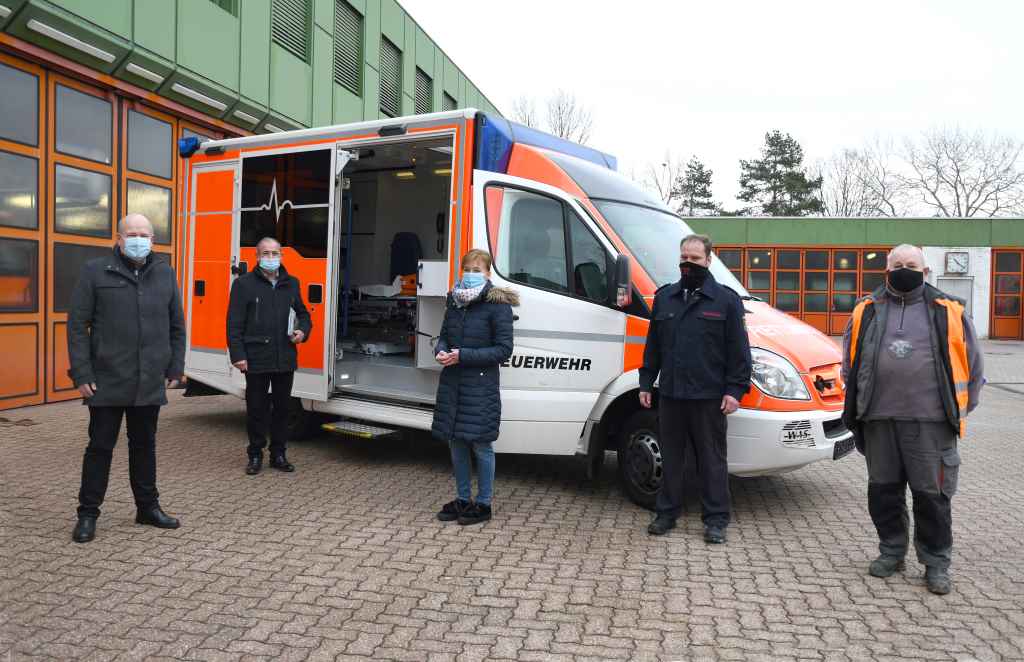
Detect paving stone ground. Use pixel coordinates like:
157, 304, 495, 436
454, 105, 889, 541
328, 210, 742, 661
2, 340, 1023, 661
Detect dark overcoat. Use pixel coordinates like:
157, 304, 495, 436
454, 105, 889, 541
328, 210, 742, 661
431, 283, 518, 444
67, 247, 186, 407
226, 265, 313, 374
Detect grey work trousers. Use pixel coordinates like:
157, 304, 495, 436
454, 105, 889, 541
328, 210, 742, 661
863, 420, 960, 570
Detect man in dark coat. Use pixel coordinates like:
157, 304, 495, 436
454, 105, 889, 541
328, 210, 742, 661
227, 237, 312, 475
67, 213, 186, 543
640, 234, 752, 543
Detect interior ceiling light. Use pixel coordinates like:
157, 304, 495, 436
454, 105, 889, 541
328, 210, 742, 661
395, 171, 416, 179
432, 168, 452, 176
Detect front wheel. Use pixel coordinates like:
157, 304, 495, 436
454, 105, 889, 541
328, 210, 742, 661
616, 409, 662, 510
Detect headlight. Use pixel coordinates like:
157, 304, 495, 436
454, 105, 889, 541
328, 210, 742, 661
751, 347, 810, 400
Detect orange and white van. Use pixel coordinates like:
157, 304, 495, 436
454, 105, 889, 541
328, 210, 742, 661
178, 110, 854, 508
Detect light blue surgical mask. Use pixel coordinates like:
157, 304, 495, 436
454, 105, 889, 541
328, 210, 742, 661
460, 272, 485, 289
259, 257, 281, 272
123, 236, 152, 260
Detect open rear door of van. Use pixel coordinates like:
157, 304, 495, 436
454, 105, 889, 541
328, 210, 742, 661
184, 161, 240, 392
233, 145, 351, 402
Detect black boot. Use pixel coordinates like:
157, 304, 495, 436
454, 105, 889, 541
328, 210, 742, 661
647, 515, 676, 536
270, 455, 295, 472
136, 505, 180, 529
72, 516, 96, 543
246, 455, 262, 475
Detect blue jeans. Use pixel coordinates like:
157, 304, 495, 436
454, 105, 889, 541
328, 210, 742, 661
449, 439, 494, 505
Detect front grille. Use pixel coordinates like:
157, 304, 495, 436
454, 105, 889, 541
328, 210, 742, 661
822, 418, 849, 440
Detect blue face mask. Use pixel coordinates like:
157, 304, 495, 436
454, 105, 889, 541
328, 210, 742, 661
259, 257, 281, 272
460, 272, 485, 289
123, 236, 152, 260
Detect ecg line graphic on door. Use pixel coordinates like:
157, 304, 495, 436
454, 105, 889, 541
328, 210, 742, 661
238, 179, 328, 222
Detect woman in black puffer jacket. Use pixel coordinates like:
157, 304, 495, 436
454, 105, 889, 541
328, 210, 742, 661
432, 249, 518, 525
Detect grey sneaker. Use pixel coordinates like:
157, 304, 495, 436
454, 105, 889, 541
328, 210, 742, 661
925, 566, 951, 595
868, 555, 905, 578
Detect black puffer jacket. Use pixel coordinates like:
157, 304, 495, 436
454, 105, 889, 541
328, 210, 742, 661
431, 283, 518, 444
67, 247, 186, 407
226, 265, 312, 374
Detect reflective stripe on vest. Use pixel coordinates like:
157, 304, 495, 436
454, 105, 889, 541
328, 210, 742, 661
935, 298, 971, 436
848, 298, 874, 367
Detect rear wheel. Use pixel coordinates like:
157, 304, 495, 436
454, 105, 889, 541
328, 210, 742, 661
616, 409, 662, 510
286, 397, 323, 440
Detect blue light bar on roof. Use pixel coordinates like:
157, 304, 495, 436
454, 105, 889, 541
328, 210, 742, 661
475, 113, 617, 175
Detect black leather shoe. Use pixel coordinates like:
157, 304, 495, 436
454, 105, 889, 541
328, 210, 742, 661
72, 516, 96, 543
869, 555, 906, 578
246, 455, 262, 475
270, 455, 295, 472
135, 505, 180, 529
647, 515, 676, 536
925, 566, 952, 595
457, 502, 492, 526
703, 526, 727, 544
437, 499, 471, 522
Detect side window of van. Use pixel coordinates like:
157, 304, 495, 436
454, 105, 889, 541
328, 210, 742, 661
487, 185, 612, 304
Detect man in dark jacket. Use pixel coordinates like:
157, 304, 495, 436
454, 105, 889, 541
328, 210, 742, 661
640, 234, 752, 543
842, 244, 983, 595
227, 237, 312, 475
67, 213, 186, 543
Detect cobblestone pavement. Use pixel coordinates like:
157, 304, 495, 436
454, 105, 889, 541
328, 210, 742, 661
2, 341, 1023, 662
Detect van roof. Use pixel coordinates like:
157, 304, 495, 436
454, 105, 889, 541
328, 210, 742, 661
180, 110, 619, 174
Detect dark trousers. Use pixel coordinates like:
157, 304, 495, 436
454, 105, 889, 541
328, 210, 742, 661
863, 420, 959, 569
245, 371, 295, 458
655, 397, 730, 527
77, 405, 161, 518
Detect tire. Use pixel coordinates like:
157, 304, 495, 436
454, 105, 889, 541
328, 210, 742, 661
286, 397, 321, 440
616, 409, 662, 510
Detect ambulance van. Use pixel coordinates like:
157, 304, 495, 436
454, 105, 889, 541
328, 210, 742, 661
178, 109, 854, 508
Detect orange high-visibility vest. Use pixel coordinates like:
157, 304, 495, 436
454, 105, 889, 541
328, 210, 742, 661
848, 296, 970, 436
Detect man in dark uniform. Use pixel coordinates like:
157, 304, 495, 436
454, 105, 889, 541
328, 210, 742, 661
640, 234, 751, 543
227, 237, 312, 475
67, 213, 186, 543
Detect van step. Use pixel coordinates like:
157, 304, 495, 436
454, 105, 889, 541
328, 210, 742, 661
321, 420, 398, 439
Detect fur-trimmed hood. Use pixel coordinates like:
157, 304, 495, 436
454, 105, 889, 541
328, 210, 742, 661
486, 286, 520, 306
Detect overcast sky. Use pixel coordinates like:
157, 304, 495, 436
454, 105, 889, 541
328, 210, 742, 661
400, 0, 1024, 208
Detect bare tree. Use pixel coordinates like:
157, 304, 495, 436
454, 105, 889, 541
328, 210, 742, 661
902, 127, 1024, 217
510, 95, 538, 128
637, 152, 685, 207
859, 138, 910, 216
545, 89, 593, 144
816, 150, 874, 217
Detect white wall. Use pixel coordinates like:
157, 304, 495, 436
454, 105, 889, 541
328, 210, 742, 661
922, 246, 991, 338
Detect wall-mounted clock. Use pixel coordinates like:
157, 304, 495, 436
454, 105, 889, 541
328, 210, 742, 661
945, 251, 969, 275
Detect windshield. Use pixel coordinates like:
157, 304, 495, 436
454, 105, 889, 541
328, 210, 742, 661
593, 200, 749, 296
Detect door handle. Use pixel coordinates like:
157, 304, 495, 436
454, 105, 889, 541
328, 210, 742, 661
231, 261, 248, 276
417, 262, 423, 289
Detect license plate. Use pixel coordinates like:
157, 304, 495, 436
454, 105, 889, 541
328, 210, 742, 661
833, 436, 856, 460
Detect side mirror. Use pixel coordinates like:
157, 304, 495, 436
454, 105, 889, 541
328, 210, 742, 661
614, 254, 632, 308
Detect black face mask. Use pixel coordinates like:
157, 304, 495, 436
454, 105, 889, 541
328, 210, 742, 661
887, 267, 924, 293
679, 261, 709, 290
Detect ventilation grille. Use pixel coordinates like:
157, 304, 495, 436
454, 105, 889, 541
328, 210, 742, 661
272, 0, 311, 63
379, 37, 401, 117
442, 92, 457, 112
780, 420, 815, 447
414, 68, 432, 114
333, 1, 362, 95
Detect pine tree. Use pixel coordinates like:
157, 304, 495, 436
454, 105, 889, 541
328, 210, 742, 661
738, 130, 824, 216
674, 157, 718, 216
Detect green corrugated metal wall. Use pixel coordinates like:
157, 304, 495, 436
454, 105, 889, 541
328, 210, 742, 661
686, 217, 1024, 248
1, 0, 499, 133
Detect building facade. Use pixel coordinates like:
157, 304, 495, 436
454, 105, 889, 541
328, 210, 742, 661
688, 217, 1024, 341
0, 0, 497, 411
